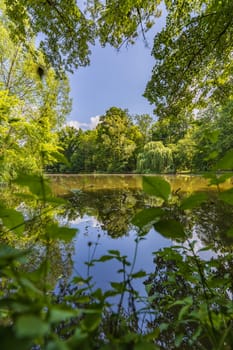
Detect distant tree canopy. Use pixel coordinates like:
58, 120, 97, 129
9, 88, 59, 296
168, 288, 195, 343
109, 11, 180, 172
137, 141, 173, 173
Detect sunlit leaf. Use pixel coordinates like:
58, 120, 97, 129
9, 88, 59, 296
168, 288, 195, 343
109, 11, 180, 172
13, 174, 52, 198
207, 173, 233, 186
180, 192, 208, 210
0, 208, 24, 234
132, 207, 164, 228
154, 220, 186, 240
143, 176, 171, 201
46, 223, 77, 241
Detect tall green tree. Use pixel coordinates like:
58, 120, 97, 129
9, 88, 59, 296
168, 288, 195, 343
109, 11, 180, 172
95, 107, 142, 172
133, 113, 153, 144
71, 129, 98, 172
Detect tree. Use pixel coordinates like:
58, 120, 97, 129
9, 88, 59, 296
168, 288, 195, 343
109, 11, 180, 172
0, 6, 71, 180
172, 132, 196, 172
137, 141, 173, 173
151, 114, 192, 145
144, 1, 233, 118
71, 129, 98, 172
4, 0, 162, 73
215, 100, 233, 158
133, 113, 153, 144
95, 107, 142, 172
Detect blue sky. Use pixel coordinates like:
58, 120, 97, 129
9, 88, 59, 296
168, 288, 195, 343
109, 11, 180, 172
67, 9, 166, 129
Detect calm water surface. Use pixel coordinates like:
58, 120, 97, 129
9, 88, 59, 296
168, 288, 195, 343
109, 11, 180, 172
49, 174, 233, 298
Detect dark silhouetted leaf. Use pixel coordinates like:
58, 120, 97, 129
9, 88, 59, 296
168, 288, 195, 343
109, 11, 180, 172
131, 270, 147, 278
154, 220, 186, 240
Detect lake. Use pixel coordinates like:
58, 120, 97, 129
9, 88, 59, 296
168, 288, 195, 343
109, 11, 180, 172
1, 173, 232, 347
48, 174, 233, 308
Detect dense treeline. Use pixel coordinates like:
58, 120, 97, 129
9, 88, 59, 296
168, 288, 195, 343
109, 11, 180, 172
48, 101, 233, 173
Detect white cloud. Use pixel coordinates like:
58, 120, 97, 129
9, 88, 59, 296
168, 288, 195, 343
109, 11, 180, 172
67, 115, 100, 130
90, 115, 100, 129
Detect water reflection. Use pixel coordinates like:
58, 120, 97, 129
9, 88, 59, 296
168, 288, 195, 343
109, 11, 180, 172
57, 183, 233, 296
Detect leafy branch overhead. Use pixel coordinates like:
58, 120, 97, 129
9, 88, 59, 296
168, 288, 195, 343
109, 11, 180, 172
4, 0, 162, 73
144, 0, 233, 118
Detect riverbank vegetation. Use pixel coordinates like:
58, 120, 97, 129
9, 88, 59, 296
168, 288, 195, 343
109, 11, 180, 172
48, 101, 233, 173
0, 0, 233, 349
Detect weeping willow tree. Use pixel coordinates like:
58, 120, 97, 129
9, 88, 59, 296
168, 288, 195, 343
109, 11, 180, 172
137, 141, 173, 173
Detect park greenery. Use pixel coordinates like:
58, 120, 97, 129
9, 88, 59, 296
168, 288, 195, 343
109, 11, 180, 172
0, 0, 233, 349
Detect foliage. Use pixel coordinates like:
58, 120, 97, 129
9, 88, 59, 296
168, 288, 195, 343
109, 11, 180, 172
144, 0, 233, 118
137, 141, 173, 173
95, 107, 143, 172
0, 8, 71, 180
4, 0, 162, 73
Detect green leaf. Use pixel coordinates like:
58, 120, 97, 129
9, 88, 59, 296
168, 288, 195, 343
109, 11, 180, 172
0, 244, 27, 267
13, 174, 52, 198
154, 220, 186, 240
215, 149, 233, 170
131, 270, 147, 278
110, 282, 124, 292
180, 192, 208, 210
175, 333, 184, 347
219, 188, 233, 205
132, 208, 164, 228
107, 249, 120, 256
46, 223, 77, 241
143, 176, 171, 201
135, 343, 159, 350
82, 313, 101, 332
49, 308, 78, 323
46, 340, 70, 350
95, 255, 115, 262
15, 315, 50, 338
0, 208, 24, 234
226, 227, 233, 237
207, 173, 233, 186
